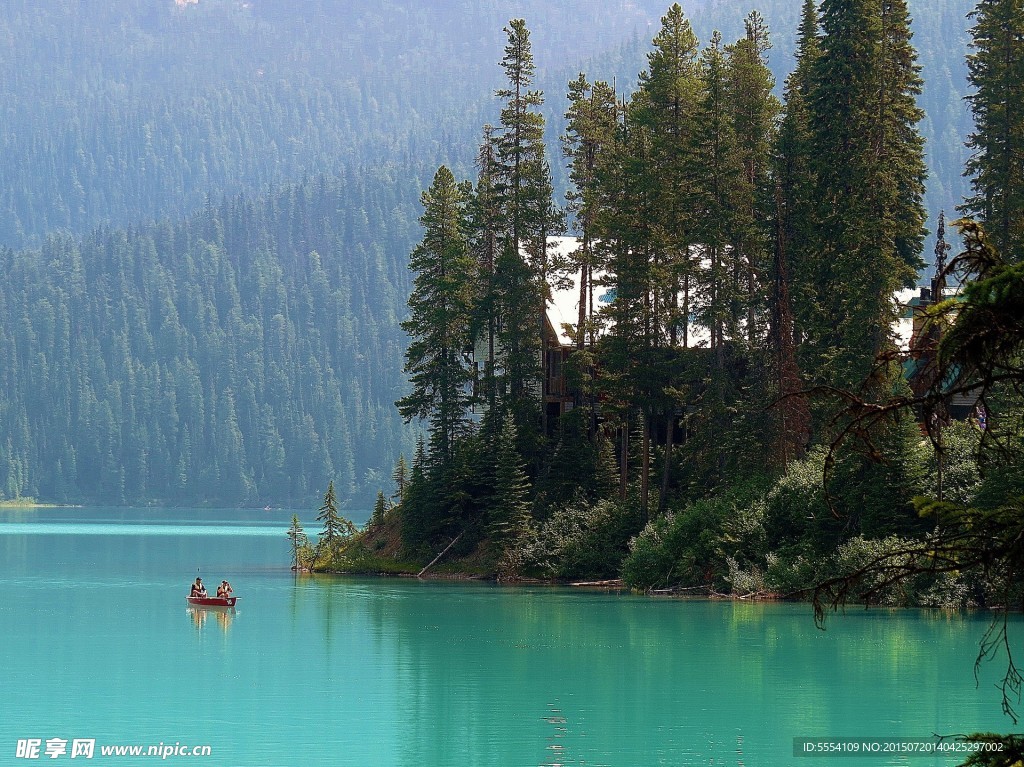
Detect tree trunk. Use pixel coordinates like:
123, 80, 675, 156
619, 418, 628, 501
641, 414, 650, 523
578, 233, 589, 352
659, 409, 674, 515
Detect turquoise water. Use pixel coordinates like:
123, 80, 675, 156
0, 507, 1017, 766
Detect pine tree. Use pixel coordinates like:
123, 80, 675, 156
878, 0, 928, 274
777, 0, 822, 345
371, 490, 388, 527
595, 97, 657, 508
489, 415, 533, 577
806, 0, 927, 389
726, 12, 780, 348
562, 75, 618, 351
400, 435, 435, 548
595, 11, 703, 512
598, 75, 706, 510
962, 0, 1024, 260
391, 453, 408, 504
635, 3, 702, 350
595, 435, 620, 499
316, 480, 355, 549
287, 514, 310, 570
396, 166, 476, 465
621, 6, 708, 509
492, 19, 556, 438
468, 125, 502, 415
691, 31, 742, 363
770, 0, 818, 463
495, 19, 552, 257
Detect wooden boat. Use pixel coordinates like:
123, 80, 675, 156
186, 595, 237, 607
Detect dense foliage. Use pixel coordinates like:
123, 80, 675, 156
0, 0, 975, 257
0, 0, 981, 510
0, 171, 420, 506
381, 1, 1023, 651
0, 0, 746, 249
374, 4, 851, 564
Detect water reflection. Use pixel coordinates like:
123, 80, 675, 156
186, 605, 235, 633
541, 705, 569, 767
4, 504, 1013, 767
287, 581, 1012, 767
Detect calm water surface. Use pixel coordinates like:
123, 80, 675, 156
0, 507, 1017, 766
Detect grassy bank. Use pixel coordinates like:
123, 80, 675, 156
0, 497, 61, 508
312, 510, 498, 579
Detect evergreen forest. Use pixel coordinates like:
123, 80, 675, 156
0, 174, 420, 506
0, 0, 1009, 530
0, 0, 973, 252
333, 0, 1024, 651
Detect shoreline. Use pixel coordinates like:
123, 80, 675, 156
313, 565, 779, 598
308, 569, 999, 612
0, 501, 70, 509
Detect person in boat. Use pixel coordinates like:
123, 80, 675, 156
190, 577, 207, 598
216, 580, 233, 598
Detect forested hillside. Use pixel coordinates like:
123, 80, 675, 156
0, 0, 973, 254
0, 0, 699, 248
0, 0, 983, 508
0, 171, 422, 506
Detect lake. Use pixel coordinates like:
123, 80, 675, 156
0, 507, 1017, 766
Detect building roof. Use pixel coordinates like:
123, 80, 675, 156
544, 237, 953, 356
544, 237, 609, 347
542, 237, 715, 349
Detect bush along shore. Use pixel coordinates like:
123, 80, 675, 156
295, 415, 1012, 610
291, 7, 1024, 616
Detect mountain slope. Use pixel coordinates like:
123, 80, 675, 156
0, 170, 425, 506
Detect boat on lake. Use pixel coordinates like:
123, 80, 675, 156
186, 595, 237, 607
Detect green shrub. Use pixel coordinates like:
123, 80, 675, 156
529, 495, 644, 580
764, 546, 824, 596
926, 420, 983, 505
622, 478, 770, 592
763, 447, 829, 550
725, 555, 767, 596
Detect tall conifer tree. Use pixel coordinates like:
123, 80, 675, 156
287, 514, 310, 570
726, 12, 780, 348
878, 0, 928, 273
400, 436, 433, 547
597, 92, 660, 508
562, 75, 619, 446
633, 5, 707, 509
770, 0, 819, 461
635, 3, 701, 349
777, 0, 822, 344
807, 0, 927, 389
316, 480, 355, 548
488, 415, 533, 575
962, 0, 1024, 260
493, 19, 556, 439
468, 125, 502, 417
692, 32, 742, 361
391, 453, 408, 504
396, 166, 475, 464
563, 75, 618, 351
